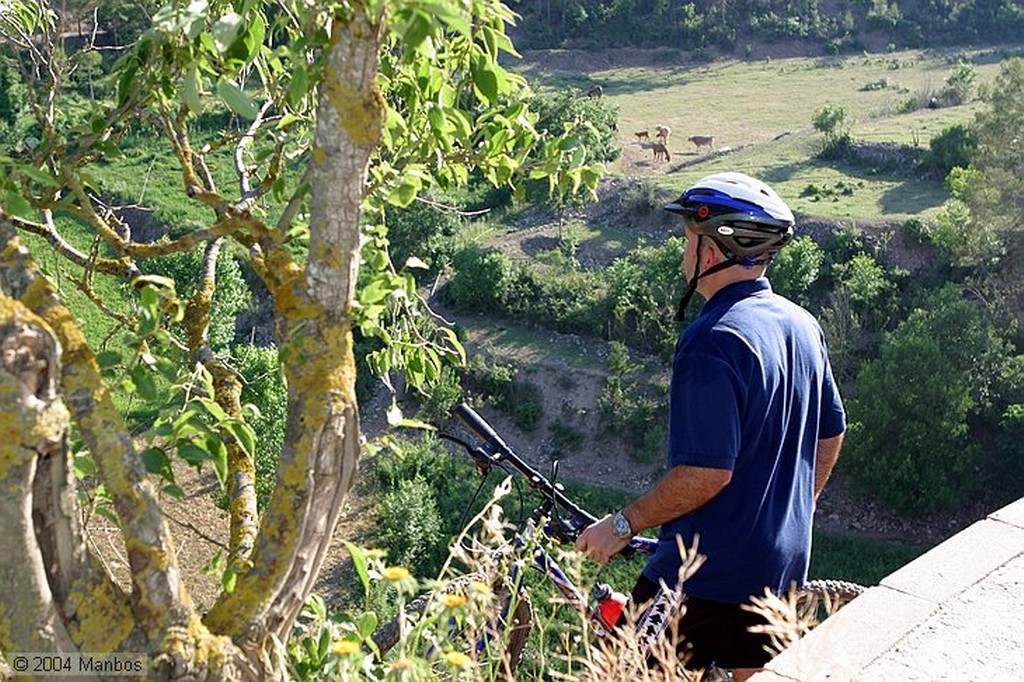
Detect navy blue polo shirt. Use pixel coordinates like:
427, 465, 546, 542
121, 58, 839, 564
643, 278, 846, 603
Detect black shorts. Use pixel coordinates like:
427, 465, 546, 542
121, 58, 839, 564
631, 574, 775, 670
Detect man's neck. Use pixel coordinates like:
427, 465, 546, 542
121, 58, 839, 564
697, 266, 765, 301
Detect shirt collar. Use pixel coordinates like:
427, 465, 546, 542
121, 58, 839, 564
700, 277, 771, 317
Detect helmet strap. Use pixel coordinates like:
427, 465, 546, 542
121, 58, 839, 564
675, 236, 744, 322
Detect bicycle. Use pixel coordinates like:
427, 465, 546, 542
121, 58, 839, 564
370, 402, 864, 678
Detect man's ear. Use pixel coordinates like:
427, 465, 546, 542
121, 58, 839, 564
702, 239, 724, 267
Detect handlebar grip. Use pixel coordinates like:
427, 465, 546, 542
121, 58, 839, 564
453, 403, 510, 452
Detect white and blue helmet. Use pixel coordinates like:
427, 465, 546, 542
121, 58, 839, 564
665, 172, 795, 259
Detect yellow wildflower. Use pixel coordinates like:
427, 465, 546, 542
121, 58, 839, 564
382, 566, 410, 581
332, 640, 360, 656
439, 593, 467, 608
445, 651, 472, 668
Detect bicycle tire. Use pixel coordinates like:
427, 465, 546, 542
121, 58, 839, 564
370, 572, 533, 677
798, 578, 865, 618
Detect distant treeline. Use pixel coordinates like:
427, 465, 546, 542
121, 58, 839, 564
511, 0, 1024, 54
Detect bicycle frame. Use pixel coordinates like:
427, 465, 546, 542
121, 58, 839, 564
447, 402, 684, 654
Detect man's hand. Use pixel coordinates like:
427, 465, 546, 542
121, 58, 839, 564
575, 514, 631, 565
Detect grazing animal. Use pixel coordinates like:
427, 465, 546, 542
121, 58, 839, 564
586, 84, 603, 98
652, 142, 671, 162
635, 130, 650, 142
654, 124, 671, 143
687, 134, 715, 152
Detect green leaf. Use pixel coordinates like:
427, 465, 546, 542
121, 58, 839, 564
471, 55, 499, 104
217, 78, 258, 119
206, 434, 228, 484
183, 68, 203, 115
2, 191, 32, 217
178, 441, 212, 467
163, 484, 185, 499
130, 366, 159, 401
226, 420, 257, 458
16, 164, 58, 187
243, 13, 266, 62
287, 66, 307, 111
344, 542, 371, 600
401, 10, 431, 51
140, 446, 173, 479
72, 451, 97, 479
198, 397, 228, 423
386, 175, 421, 207
212, 12, 243, 52
360, 278, 391, 306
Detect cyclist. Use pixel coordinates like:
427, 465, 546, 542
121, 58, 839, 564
576, 172, 846, 681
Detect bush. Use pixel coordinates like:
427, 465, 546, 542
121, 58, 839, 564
771, 236, 825, 307
598, 376, 667, 463
233, 344, 288, 510
378, 478, 444, 572
463, 356, 544, 432
619, 178, 662, 217
386, 197, 463, 280
444, 246, 515, 312
845, 285, 1010, 515
922, 123, 977, 176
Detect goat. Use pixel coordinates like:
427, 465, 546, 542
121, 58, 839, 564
652, 142, 671, 162
635, 130, 650, 142
687, 134, 715, 152
654, 124, 671, 143
586, 84, 603, 98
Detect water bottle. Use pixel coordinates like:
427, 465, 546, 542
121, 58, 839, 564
592, 582, 629, 629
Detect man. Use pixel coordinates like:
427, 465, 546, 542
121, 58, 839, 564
576, 172, 846, 681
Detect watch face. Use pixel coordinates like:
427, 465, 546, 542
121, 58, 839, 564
614, 512, 631, 538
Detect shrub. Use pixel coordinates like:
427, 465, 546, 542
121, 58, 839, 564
385, 197, 463, 280
771, 236, 825, 307
444, 246, 514, 312
234, 344, 288, 510
378, 478, 444, 572
922, 123, 977, 176
463, 356, 544, 432
598, 376, 667, 463
845, 285, 1010, 515
619, 178, 662, 217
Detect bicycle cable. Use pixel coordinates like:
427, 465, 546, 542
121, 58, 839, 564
438, 430, 530, 545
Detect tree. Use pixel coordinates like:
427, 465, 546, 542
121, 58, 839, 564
0, 0, 600, 678
845, 285, 1010, 515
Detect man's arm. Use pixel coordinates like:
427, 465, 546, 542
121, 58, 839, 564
814, 433, 844, 502
575, 464, 731, 564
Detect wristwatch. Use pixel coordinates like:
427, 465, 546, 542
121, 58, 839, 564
612, 510, 633, 539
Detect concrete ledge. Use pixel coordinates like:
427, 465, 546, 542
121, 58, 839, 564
760, 586, 935, 680
880, 518, 1024, 603
754, 496, 1024, 680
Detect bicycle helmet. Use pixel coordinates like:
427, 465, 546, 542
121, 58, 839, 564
665, 172, 795, 259
665, 172, 796, 321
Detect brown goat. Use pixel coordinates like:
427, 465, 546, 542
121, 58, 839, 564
654, 124, 671, 144
687, 134, 715, 152
652, 142, 671, 162
635, 130, 650, 142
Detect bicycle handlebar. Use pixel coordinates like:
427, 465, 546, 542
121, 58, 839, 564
453, 402, 598, 527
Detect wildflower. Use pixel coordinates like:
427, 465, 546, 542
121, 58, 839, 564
332, 640, 360, 655
445, 651, 472, 668
382, 566, 410, 581
439, 593, 467, 608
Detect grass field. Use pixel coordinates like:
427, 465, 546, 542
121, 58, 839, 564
517, 43, 1024, 224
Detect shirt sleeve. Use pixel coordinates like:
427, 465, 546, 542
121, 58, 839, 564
818, 349, 846, 439
667, 350, 743, 470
